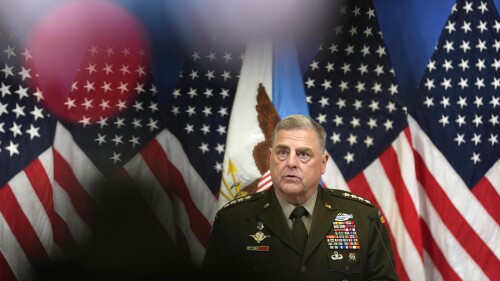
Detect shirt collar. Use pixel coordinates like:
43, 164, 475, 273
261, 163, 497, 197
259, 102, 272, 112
275, 188, 318, 219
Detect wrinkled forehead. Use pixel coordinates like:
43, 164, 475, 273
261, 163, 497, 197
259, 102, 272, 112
272, 128, 320, 149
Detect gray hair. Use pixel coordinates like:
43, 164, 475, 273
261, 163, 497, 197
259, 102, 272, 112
271, 114, 327, 152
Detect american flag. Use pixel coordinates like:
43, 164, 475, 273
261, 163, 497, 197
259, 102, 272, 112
304, 0, 425, 280
410, 0, 500, 279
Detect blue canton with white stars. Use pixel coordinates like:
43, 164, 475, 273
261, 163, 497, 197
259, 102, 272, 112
413, 0, 500, 188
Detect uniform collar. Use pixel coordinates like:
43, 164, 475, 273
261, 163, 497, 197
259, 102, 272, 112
274, 188, 317, 220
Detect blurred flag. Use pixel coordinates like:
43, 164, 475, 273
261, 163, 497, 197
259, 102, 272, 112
410, 0, 500, 279
304, 0, 425, 280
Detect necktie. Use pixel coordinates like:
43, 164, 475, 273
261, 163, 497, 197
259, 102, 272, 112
290, 206, 308, 254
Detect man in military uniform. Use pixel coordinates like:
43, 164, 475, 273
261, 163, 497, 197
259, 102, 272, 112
201, 115, 398, 281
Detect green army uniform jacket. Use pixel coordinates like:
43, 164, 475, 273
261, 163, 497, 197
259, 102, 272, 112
201, 186, 398, 281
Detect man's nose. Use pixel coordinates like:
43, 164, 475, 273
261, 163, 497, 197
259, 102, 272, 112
286, 152, 299, 168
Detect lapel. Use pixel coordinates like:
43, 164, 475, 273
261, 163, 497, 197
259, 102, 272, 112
302, 188, 337, 262
256, 188, 298, 252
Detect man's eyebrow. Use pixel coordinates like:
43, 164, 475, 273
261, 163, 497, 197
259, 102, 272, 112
275, 144, 289, 149
296, 147, 313, 153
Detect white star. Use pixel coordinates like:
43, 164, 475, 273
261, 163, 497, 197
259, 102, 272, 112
199, 142, 209, 154
191, 51, 200, 61
189, 70, 198, 80
383, 119, 394, 130
352, 6, 361, 16
64, 98, 76, 110
440, 96, 451, 108
336, 98, 347, 109
111, 135, 124, 146
366, 8, 375, 18
316, 114, 327, 124
344, 152, 355, 163
214, 162, 223, 173
454, 133, 466, 146
478, 1, 488, 13
443, 40, 454, 53
386, 101, 397, 113
423, 96, 434, 107
325, 62, 335, 72
149, 102, 159, 112
459, 40, 471, 53
347, 134, 358, 145
5, 141, 19, 156
461, 21, 472, 33
470, 152, 481, 164
472, 114, 483, 127
333, 115, 343, 126
187, 88, 198, 98
131, 118, 142, 129
369, 100, 380, 111
94, 133, 107, 145
78, 116, 91, 127
218, 106, 228, 117
12, 103, 25, 118
493, 40, 500, 51
471, 133, 482, 146
15, 85, 29, 100
364, 136, 374, 148
0, 102, 8, 117
427, 60, 436, 72
492, 77, 500, 89
103, 64, 113, 75
1, 63, 13, 78
474, 78, 485, 90
223, 52, 232, 62
345, 45, 355, 55
424, 78, 435, 90
0, 82, 11, 97
494, 20, 500, 32
18, 67, 31, 81
135, 83, 146, 94
205, 70, 215, 80
25, 125, 40, 140
171, 106, 180, 116
329, 44, 338, 53
330, 132, 341, 144
110, 152, 121, 164
147, 118, 159, 131
490, 96, 499, 108
355, 81, 365, 92
357, 63, 369, 75
488, 134, 498, 145
321, 79, 332, 90
132, 101, 144, 111
207, 52, 216, 61
200, 124, 211, 135
97, 117, 108, 128
118, 82, 129, 93
121, 47, 131, 57
310, 60, 319, 70
442, 59, 453, 71
21, 49, 32, 61
350, 117, 361, 128
114, 117, 125, 128
492, 59, 500, 70
341, 63, 351, 74
30, 106, 44, 121
216, 125, 227, 135
441, 78, 452, 90
444, 20, 456, 33
86, 63, 97, 74
184, 123, 194, 134
476, 39, 487, 52
219, 89, 230, 99
3, 45, 16, 59
375, 45, 386, 57
32, 88, 44, 102
215, 143, 225, 154
305, 78, 315, 88
477, 20, 488, 33
100, 81, 112, 93
348, 26, 358, 36
458, 59, 469, 71
318, 96, 329, 107
367, 118, 377, 129
203, 88, 214, 98
458, 77, 468, 89
129, 136, 140, 147
371, 82, 382, 93
84, 81, 95, 92
9, 122, 22, 137
389, 84, 398, 95
463, 1, 473, 13
374, 64, 384, 76
337, 81, 348, 92
438, 115, 449, 127
457, 96, 468, 108
221, 70, 232, 81
455, 115, 466, 127
353, 99, 363, 110
105, 46, 115, 56
116, 100, 127, 111
475, 58, 486, 71
81, 98, 93, 110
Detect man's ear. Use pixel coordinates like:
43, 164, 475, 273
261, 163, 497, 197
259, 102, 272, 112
321, 152, 329, 174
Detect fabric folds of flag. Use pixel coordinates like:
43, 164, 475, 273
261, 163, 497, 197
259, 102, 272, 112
304, 1, 425, 280
410, 0, 500, 279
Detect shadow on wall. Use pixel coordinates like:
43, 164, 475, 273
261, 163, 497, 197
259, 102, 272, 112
34, 180, 196, 281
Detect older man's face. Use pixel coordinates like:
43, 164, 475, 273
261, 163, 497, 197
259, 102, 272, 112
269, 128, 328, 204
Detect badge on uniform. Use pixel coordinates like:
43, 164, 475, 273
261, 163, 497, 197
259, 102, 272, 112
326, 213, 360, 250
249, 221, 270, 245
331, 251, 343, 261
335, 213, 353, 221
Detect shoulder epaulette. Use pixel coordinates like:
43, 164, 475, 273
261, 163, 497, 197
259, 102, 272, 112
326, 188, 374, 207
220, 191, 266, 211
